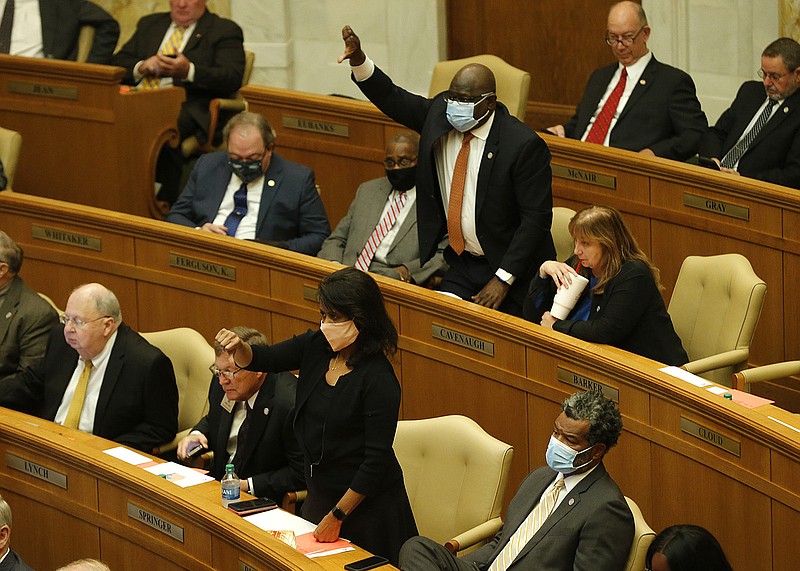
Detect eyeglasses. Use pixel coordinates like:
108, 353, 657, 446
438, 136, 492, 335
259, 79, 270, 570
605, 26, 645, 46
444, 91, 495, 105
59, 314, 110, 328
383, 156, 417, 169
209, 364, 242, 379
757, 69, 790, 82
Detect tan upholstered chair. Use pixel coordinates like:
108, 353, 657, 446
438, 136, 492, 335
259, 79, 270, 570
732, 361, 800, 392
552, 206, 576, 261
37, 292, 62, 314
624, 497, 656, 571
0, 126, 22, 189
667, 254, 766, 387
393, 415, 513, 555
141, 328, 215, 455
428, 55, 531, 121
76, 25, 95, 63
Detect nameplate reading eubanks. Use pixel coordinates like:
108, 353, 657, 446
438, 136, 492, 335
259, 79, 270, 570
431, 325, 494, 356
169, 253, 236, 281
32, 225, 101, 251
6, 453, 67, 489
239, 562, 258, 571
552, 164, 616, 190
127, 502, 184, 542
282, 115, 349, 138
683, 193, 750, 221
557, 368, 619, 403
8, 81, 79, 100
680, 417, 741, 457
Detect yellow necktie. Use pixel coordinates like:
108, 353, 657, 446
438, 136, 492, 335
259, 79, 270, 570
63, 360, 93, 429
141, 26, 186, 90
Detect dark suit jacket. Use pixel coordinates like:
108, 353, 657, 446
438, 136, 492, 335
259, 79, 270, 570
0, 548, 33, 571
194, 371, 304, 503
699, 81, 800, 189
39, 0, 120, 64
111, 10, 244, 142
464, 463, 633, 571
317, 177, 448, 284
0, 323, 178, 452
0, 276, 58, 385
166, 152, 331, 255
564, 56, 707, 161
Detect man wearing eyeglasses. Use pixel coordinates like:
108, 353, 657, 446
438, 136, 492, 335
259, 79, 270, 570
0, 283, 178, 453
318, 133, 448, 286
176, 326, 304, 503
339, 27, 555, 316
699, 38, 800, 189
547, 1, 706, 161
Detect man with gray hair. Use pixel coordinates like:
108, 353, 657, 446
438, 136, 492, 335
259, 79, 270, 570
56, 558, 111, 571
0, 231, 58, 386
0, 283, 178, 453
0, 493, 33, 570
166, 111, 330, 255
399, 390, 634, 571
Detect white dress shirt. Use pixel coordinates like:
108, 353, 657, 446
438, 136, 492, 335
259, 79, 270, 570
212, 173, 266, 239
134, 21, 197, 86
372, 187, 416, 265
3, 0, 44, 58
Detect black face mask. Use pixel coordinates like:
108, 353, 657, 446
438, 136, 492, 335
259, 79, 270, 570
228, 158, 264, 184
385, 166, 417, 192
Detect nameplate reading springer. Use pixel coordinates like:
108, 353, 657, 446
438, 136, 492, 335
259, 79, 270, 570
8, 81, 79, 100
680, 417, 741, 457
282, 116, 350, 138
683, 193, 750, 221
552, 164, 616, 190
169, 253, 236, 281
6, 453, 67, 489
127, 502, 184, 542
32, 225, 102, 251
431, 325, 494, 356
557, 368, 619, 403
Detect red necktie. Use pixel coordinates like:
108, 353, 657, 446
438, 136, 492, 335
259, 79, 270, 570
447, 132, 475, 255
585, 68, 628, 145
354, 191, 408, 272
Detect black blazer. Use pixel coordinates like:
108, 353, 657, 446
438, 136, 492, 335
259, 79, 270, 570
524, 259, 688, 366
354, 65, 555, 306
40, 0, 120, 64
700, 81, 800, 189
564, 56, 707, 161
194, 370, 304, 503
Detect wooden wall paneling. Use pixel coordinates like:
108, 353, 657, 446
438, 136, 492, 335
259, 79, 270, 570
771, 502, 800, 571
100, 530, 200, 571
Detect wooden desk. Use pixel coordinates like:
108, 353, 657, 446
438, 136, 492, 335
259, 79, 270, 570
0, 55, 184, 219
1, 191, 798, 570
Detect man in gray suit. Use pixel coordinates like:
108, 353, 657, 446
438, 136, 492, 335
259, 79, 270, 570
399, 390, 634, 571
318, 133, 447, 286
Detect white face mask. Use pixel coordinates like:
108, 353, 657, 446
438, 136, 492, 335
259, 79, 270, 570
545, 435, 594, 474
445, 93, 492, 132
320, 319, 359, 352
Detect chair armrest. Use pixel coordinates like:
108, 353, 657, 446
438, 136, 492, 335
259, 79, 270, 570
200, 98, 248, 153
732, 361, 800, 391
444, 517, 503, 555
281, 489, 308, 514
681, 349, 750, 376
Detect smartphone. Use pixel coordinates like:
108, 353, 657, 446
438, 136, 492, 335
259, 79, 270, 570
698, 156, 721, 171
227, 497, 278, 516
343, 556, 389, 571
185, 442, 206, 458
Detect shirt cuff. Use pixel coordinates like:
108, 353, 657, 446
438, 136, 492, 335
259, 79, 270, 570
186, 62, 196, 83
350, 55, 375, 82
247, 477, 255, 495
495, 269, 516, 286
133, 60, 146, 82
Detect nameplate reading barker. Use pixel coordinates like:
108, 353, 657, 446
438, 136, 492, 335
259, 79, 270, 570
6, 453, 67, 489
282, 115, 349, 138
169, 253, 236, 281
8, 81, 79, 100
431, 325, 494, 356
552, 164, 616, 190
680, 417, 741, 457
557, 368, 619, 403
32, 225, 101, 251
683, 193, 750, 221
128, 502, 184, 542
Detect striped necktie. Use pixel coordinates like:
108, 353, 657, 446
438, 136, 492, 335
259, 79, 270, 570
141, 26, 186, 90
63, 360, 93, 429
354, 191, 408, 272
585, 68, 628, 145
446, 132, 475, 255
721, 99, 778, 168
0, 0, 14, 54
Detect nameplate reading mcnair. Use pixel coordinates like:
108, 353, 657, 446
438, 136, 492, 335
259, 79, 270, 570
552, 164, 616, 190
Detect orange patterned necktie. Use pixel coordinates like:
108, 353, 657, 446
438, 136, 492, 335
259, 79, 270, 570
447, 132, 475, 255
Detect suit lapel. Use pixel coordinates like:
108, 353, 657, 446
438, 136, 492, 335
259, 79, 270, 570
255, 157, 283, 236
93, 325, 128, 431
388, 195, 417, 255
38, 0, 56, 58
354, 181, 393, 250
475, 110, 503, 216
237, 379, 276, 465
0, 277, 23, 345
748, 91, 800, 150
182, 11, 212, 54
618, 58, 656, 122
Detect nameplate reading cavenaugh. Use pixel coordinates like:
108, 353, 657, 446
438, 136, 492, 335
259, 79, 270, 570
683, 193, 750, 221
6, 453, 67, 489
32, 225, 102, 251
557, 368, 620, 403
8, 81, 79, 100
282, 116, 349, 138
431, 325, 494, 356
169, 253, 236, 281
680, 417, 741, 457
552, 164, 616, 190
127, 502, 184, 542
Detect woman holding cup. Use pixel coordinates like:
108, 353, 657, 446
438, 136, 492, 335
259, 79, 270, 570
523, 205, 687, 366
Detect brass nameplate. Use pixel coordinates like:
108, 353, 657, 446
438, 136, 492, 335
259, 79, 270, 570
557, 368, 619, 403
6, 453, 67, 489
32, 225, 101, 251
282, 115, 349, 138
128, 502, 184, 542
680, 417, 741, 457
8, 80, 79, 100
303, 285, 318, 302
552, 164, 616, 190
431, 324, 494, 356
169, 253, 236, 281
683, 193, 750, 221
239, 562, 259, 571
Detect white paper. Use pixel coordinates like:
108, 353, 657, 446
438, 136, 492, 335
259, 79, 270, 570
706, 386, 729, 395
103, 446, 151, 466
306, 546, 355, 558
244, 509, 317, 535
143, 461, 214, 488
659, 366, 713, 387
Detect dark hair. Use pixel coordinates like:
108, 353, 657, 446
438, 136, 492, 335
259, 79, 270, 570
646, 525, 732, 571
562, 390, 623, 450
763, 37, 800, 72
317, 268, 397, 367
214, 326, 268, 356
0, 231, 23, 274
223, 111, 277, 148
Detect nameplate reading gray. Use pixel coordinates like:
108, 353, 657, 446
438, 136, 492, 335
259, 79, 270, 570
552, 164, 616, 190
683, 193, 750, 221
32, 225, 102, 251
127, 502, 184, 542
303, 285, 318, 302
169, 253, 236, 281
8, 81, 79, 100
557, 368, 619, 403
680, 417, 741, 457
282, 115, 349, 138
6, 453, 67, 489
431, 324, 494, 356
239, 562, 258, 571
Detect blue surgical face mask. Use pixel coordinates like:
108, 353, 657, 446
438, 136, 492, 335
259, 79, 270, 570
228, 158, 264, 184
445, 94, 492, 132
545, 435, 594, 474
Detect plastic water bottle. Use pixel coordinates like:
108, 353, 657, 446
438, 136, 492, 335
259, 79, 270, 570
221, 464, 240, 507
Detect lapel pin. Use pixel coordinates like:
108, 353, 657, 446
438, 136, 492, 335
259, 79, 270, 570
487, 152, 494, 159
4, 311, 11, 319
639, 79, 646, 85
268, 179, 276, 187
784, 107, 789, 113
569, 498, 575, 506
263, 407, 270, 416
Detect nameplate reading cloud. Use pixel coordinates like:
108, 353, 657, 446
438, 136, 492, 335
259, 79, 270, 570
680, 417, 741, 457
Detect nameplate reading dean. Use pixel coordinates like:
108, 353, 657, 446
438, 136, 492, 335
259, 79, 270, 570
680, 417, 741, 457
552, 164, 616, 190
557, 368, 619, 403
32, 225, 102, 251
127, 502, 184, 542
282, 116, 350, 138
8, 81, 79, 100
169, 253, 236, 281
431, 324, 494, 356
6, 453, 67, 489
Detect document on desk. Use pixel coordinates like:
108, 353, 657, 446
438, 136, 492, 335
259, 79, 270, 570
659, 366, 714, 387
103, 446, 152, 466
244, 510, 355, 557
143, 461, 214, 487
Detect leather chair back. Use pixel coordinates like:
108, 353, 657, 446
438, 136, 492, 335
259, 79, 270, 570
552, 206, 576, 261
624, 497, 656, 571
0, 126, 22, 188
77, 25, 95, 63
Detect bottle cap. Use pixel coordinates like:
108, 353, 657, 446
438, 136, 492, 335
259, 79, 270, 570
225, 463, 235, 471
723, 393, 733, 400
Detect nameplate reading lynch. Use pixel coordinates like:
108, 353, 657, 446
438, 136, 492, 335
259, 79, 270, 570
683, 193, 750, 221
282, 116, 349, 138
127, 502, 184, 542
680, 417, 741, 457
169, 253, 236, 281
6, 453, 67, 489
557, 368, 619, 403
552, 164, 616, 190
32, 225, 101, 251
431, 325, 494, 356
8, 81, 79, 100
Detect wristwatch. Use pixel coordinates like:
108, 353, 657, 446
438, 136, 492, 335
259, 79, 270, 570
331, 506, 347, 521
